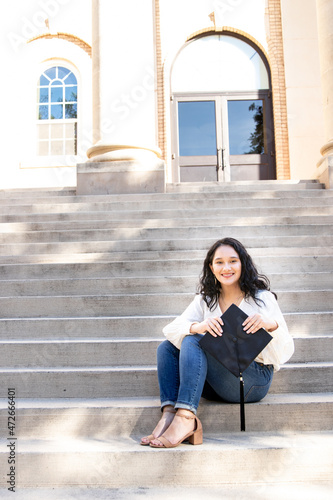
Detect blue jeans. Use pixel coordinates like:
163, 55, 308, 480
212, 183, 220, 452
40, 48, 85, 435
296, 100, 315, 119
157, 335, 274, 414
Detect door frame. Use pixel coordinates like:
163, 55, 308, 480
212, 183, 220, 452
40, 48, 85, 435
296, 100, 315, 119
171, 90, 275, 183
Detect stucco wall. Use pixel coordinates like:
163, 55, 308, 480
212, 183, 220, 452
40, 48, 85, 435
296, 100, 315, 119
1, 0, 92, 189
0, 0, 328, 188
281, 0, 325, 180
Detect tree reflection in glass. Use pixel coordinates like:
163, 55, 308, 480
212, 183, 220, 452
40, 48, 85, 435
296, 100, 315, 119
246, 102, 264, 154
228, 100, 264, 155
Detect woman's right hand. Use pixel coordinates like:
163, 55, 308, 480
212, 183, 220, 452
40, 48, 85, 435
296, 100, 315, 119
190, 317, 223, 337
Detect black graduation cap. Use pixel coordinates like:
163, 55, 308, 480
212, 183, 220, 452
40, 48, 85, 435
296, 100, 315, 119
199, 303, 272, 431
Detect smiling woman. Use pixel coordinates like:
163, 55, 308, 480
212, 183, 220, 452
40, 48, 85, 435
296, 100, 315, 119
140, 237, 294, 448
210, 244, 242, 293
198, 237, 275, 314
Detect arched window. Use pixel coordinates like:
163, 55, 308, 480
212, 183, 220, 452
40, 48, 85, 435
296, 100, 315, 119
171, 34, 275, 182
37, 66, 78, 156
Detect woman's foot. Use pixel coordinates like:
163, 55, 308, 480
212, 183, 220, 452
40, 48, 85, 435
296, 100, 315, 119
149, 409, 202, 448
140, 405, 176, 446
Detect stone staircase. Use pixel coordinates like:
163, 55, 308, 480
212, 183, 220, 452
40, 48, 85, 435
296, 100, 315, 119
0, 180, 333, 498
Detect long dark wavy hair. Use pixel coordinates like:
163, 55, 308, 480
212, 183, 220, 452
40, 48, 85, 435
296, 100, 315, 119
198, 237, 276, 310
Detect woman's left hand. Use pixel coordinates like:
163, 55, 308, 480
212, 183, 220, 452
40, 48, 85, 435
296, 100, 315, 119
242, 314, 278, 334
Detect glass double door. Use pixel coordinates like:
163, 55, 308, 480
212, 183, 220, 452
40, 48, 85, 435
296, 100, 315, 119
173, 94, 275, 182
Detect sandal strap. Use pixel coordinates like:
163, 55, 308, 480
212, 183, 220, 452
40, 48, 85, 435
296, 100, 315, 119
175, 409, 195, 420
151, 435, 172, 448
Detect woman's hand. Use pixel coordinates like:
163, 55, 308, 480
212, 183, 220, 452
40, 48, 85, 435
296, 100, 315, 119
190, 317, 224, 337
242, 313, 278, 334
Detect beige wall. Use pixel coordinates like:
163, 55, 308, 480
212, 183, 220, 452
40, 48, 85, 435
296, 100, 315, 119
281, 0, 325, 180
1, 0, 92, 189
91, 0, 156, 148
0, 0, 329, 188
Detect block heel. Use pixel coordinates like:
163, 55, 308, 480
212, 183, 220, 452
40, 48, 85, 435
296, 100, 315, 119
187, 424, 203, 445
149, 409, 203, 448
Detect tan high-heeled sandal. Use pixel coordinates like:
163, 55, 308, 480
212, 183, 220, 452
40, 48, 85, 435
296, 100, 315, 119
140, 407, 176, 446
149, 409, 203, 448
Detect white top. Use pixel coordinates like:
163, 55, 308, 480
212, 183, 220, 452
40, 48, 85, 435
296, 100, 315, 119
163, 290, 295, 371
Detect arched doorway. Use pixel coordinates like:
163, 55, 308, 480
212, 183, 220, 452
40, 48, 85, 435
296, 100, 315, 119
170, 33, 275, 182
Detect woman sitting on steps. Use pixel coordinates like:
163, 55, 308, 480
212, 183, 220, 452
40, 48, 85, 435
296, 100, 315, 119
141, 237, 294, 449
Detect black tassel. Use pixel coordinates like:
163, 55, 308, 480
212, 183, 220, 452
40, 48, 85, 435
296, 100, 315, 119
240, 373, 245, 431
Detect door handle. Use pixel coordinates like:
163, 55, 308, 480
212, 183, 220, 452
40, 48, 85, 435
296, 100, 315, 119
217, 148, 222, 171
217, 148, 225, 171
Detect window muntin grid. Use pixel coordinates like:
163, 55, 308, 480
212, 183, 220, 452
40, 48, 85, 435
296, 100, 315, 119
37, 66, 77, 156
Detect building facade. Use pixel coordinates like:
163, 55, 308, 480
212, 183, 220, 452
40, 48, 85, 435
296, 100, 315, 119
2, 0, 332, 191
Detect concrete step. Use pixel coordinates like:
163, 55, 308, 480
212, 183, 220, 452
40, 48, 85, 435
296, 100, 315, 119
0, 316, 170, 339
3, 484, 332, 500
0, 290, 331, 318
1, 195, 333, 219
2, 214, 333, 232
0, 312, 331, 339
0, 223, 332, 245
1, 186, 332, 207
0, 180, 323, 199
0, 246, 332, 265
166, 179, 325, 191
0, 256, 332, 279
0, 183, 330, 495
0, 187, 76, 198
1, 393, 333, 439
2, 204, 333, 222
0, 234, 333, 256
0, 336, 330, 368
0, 362, 332, 398
0, 431, 332, 488
0, 272, 331, 297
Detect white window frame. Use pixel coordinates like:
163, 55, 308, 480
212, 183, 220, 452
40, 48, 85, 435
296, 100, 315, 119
37, 65, 78, 157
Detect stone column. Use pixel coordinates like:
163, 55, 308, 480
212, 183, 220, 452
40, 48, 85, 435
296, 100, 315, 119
316, 0, 333, 188
77, 0, 165, 194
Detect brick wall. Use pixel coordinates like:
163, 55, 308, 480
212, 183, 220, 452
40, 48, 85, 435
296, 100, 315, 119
28, 33, 92, 57
154, 0, 167, 162
266, 0, 290, 180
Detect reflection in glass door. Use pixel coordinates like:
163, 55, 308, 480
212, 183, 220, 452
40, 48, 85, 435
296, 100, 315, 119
228, 100, 264, 155
179, 101, 216, 155
177, 101, 219, 182
227, 99, 275, 180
